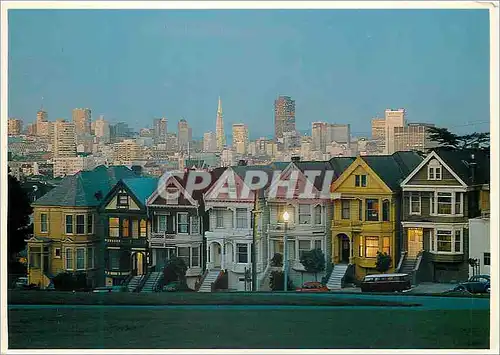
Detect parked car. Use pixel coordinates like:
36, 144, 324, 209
360, 273, 412, 293
451, 275, 490, 294
295, 281, 329, 292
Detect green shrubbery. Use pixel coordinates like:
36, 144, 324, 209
375, 252, 392, 273
52, 272, 89, 291
269, 270, 294, 291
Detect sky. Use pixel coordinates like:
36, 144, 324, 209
8, 9, 490, 139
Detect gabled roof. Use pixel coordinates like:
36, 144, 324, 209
434, 148, 489, 186
329, 157, 356, 179
32, 165, 139, 207
122, 177, 159, 206
293, 160, 335, 190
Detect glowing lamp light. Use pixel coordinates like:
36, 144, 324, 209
283, 211, 290, 222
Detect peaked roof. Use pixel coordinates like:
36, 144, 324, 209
329, 157, 356, 179
433, 148, 489, 185
293, 160, 335, 190
122, 177, 159, 206
362, 151, 424, 190
32, 165, 139, 207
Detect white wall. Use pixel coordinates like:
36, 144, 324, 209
469, 217, 490, 277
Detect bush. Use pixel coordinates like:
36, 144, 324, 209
52, 272, 88, 291
269, 270, 294, 291
375, 252, 392, 273
300, 248, 326, 281
163, 256, 188, 285
271, 253, 283, 267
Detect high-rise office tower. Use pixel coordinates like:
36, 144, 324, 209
384, 108, 406, 154
394, 123, 436, 153
36, 110, 50, 137
216, 97, 225, 151
178, 118, 192, 152
72, 108, 92, 136
8, 118, 23, 135
153, 117, 168, 143
371, 117, 386, 153
53, 119, 77, 158
328, 124, 351, 145
203, 131, 217, 152
94, 115, 110, 143
312, 122, 328, 152
274, 96, 296, 142
232, 123, 249, 155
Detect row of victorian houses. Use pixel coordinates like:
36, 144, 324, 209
26, 148, 490, 292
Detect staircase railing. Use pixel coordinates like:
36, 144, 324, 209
210, 270, 224, 292
195, 269, 209, 292
122, 273, 133, 287
135, 274, 149, 293
341, 264, 355, 288
395, 251, 407, 273
412, 251, 424, 285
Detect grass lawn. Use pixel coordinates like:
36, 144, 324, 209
8, 307, 489, 349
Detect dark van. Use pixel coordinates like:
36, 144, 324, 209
360, 273, 411, 293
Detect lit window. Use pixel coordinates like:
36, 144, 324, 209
140, 219, 147, 237
109, 217, 120, 237
122, 219, 130, 237
383, 237, 390, 255
365, 237, 379, 258
131, 219, 139, 238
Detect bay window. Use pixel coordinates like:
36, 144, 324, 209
359, 237, 364, 257
131, 219, 139, 238
87, 247, 94, 269
365, 237, 379, 258
382, 237, 390, 255
382, 200, 390, 221
437, 192, 452, 215
65, 215, 74, 234
109, 217, 119, 237
140, 219, 147, 237
358, 200, 363, 221
215, 209, 224, 228
87, 214, 93, 234
76, 215, 85, 234
436, 230, 452, 252
156, 215, 167, 232
76, 248, 85, 270
454, 230, 462, 253
455, 192, 463, 215
65, 248, 73, 270
191, 216, 200, 235
29, 246, 41, 268
314, 239, 322, 251
191, 246, 200, 267
177, 247, 190, 266
122, 219, 130, 237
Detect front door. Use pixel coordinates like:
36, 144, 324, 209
213, 244, 222, 268
408, 228, 423, 257
340, 235, 350, 263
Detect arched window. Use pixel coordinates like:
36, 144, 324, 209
382, 200, 390, 222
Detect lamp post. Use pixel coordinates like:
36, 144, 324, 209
283, 211, 290, 292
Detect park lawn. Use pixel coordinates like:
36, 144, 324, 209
8, 308, 489, 349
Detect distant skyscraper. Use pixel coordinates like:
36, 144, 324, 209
177, 118, 192, 152
274, 96, 296, 143
312, 122, 328, 152
371, 117, 386, 153
203, 131, 217, 152
394, 123, 437, 153
153, 117, 168, 143
72, 108, 92, 136
8, 118, 23, 135
36, 110, 49, 137
384, 108, 406, 154
216, 97, 225, 151
94, 115, 110, 143
53, 119, 77, 158
232, 124, 249, 155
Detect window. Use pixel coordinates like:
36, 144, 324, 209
341, 200, 350, 219
192, 246, 200, 267
355, 175, 367, 187
117, 192, 129, 208
65, 215, 73, 234
382, 200, 390, 221
277, 204, 294, 223
65, 248, 73, 270
166, 188, 179, 204
314, 205, 322, 224
236, 243, 248, 263
359, 237, 364, 257
191, 216, 200, 235
54, 248, 61, 258
87, 248, 94, 269
437, 192, 452, 214
410, 193, 421, 215
358, 200, 363, 221
122, 219, 130, 237
365, 237, 379, 258
299, 240, 310, 259
484, 252, 491, 266
382, 237, 390, 255
236, 208, 248, 229
299, 204, 311, 224
40, 213, 48, 232
109, 217, 119, 237
454, 230, 462, 253
109, 250, 120, 270
177, 213, 189, 234
157, 215, 167, 232
455, 192, 462, 215
140, 219, 147, 237
366, 199, 379, 221
428, 160, 442, 180
87, 214, 93, 234
30, 246, 41, 268
131, 219, 139, 238
436, 230, 452, 252
314, 240, 322, 250
215, 209, 224, 228
177, 247, 190, 267
76, 248, 85, 270
76, 215, 85, 234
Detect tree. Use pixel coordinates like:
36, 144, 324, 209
428, 126, 490, 150
375, 252, 392, 273
8, 172, 33, 261
271, 253, 283, 267
269, 270, 294, 291
163, 256, 188, 285
300, 248, 326, 281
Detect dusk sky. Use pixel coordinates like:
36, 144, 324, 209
8, 9, 490, 138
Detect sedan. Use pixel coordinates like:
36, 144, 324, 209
452, 274, 490, 294
296, 281, 329, 292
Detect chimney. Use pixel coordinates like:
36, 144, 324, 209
291, 156, 300, 163
238, 159, 247, 166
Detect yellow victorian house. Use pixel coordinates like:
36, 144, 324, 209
27, 166, 138, 288
330, 152, 423, 280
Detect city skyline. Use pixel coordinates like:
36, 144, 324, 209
8, 9, 489, 137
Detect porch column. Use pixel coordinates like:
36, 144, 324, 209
221, 242, 225, 270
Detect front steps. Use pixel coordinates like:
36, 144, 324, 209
141, 272, 163, 293
198, 269, 221, 293
326, 264, 349, 290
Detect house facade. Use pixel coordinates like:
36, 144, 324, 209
330, 152, 423, 280
27, 166, 138, 288
100, 178, 158, 286
400, 149, 490, 283
265, 159, 334, 287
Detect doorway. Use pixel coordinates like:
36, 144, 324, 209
408, 228, 423, 257
132, 252, 145, 275
212, 243, 222, 268
338, 234, 350, 263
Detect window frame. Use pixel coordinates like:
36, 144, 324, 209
140, 219, 147, 237
177, 213, 190, 234
76, 248, 86, 270
298, 204, 311, 225
108, 217, 120, 237
87, 214, 94, 234
436, 230, 453, 253
191, 246, 200, 267
191, 216, 200, 235
65, 248, 74, 270
409, 192, 421, 215
236, 208, 248, 229
236, 243, 249, 263
365, 236, 379, 258
341, 200, 350, 220
427, 160, 442, 181
365, 199, 379, 222
314, 205, 322, 225
87, 247, 94, 269
382, 236, 390, 255
484, 252, 491, 266
215, 209, 224, 229
437, 192, 453, 215
298, 240, 311, 259
76, 214, 85, 235
122, 218, 130, 238
54, 248, 61, 259
177, 246, 190, 267
40, 213, 48, 233
382, 200, 390, 222
65, 214, 74, 235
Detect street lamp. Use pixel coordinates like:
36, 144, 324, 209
283, 211, 290, 292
